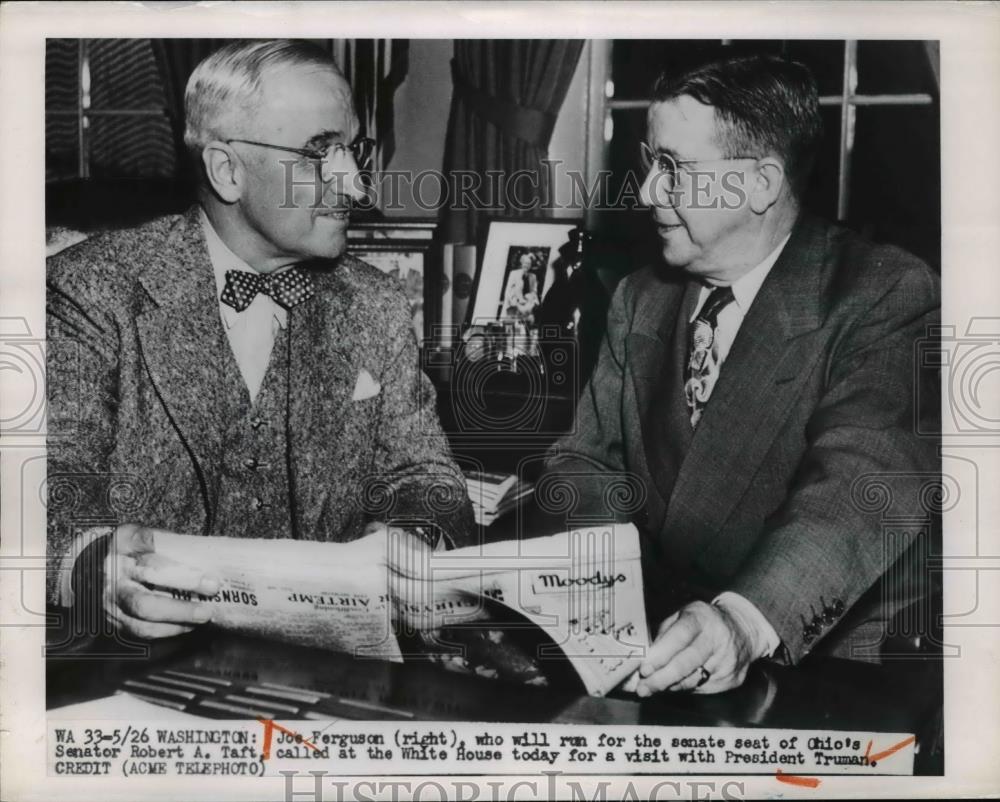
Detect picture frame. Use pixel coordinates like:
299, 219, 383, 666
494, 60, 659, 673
347, 218, 439, 343
468, 218, 583, 328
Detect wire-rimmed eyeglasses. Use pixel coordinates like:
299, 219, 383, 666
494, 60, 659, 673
227, 136, 376, 173
639, 141, 758, 189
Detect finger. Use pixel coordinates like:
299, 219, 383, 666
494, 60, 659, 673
669, 663, 711, 693
132, 552, 220, 596
638, 643, 711, 695
363, 520, 388, 537
691, 661, 749, 695
118, 583, 213, 625
654, 610, 681, 637
640, 609, 700, 677
106, 602, 196, 640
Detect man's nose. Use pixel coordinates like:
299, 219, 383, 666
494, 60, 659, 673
321, 150, 369, 203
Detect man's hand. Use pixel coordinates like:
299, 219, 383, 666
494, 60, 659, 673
104, 524, 221, 639
635, 601, 756, 696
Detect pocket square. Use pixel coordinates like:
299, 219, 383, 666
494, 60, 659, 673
352, 369, 381, 401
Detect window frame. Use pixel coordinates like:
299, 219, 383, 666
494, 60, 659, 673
45, 39, 170, 180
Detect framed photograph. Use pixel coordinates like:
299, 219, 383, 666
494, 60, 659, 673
468, 218, 582, 328
347, 219, 439, 343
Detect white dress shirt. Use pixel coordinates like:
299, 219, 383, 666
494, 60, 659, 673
689, 233, 791, 661
689, 233, 791, 359
201, 209, 288, 404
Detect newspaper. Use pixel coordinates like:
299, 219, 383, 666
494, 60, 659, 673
153, 531, 404, 661
153, 524, 650, 697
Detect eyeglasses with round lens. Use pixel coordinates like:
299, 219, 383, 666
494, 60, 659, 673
639, 142, 679, 185
319, 137, 375, 171
639, 141, 759, 190
226, 136, 377, 173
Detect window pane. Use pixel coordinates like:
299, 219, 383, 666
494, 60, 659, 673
800, 105, 842, 222
611, 40, 844, 100
613, 41, 732, 100
783, 40, 844, 97
46, 39, 78, 113
88, 114, 176, 179
45, 114, 78, 182
594, 108, 662, 272
856, 41, 938, 96
848, 104, 941, 270
89, 38, 168, 111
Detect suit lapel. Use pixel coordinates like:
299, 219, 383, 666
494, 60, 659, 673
659, 215, 828, 566
135, 207, 236, 525
287, 262, 359, 539
631, 279, 698, 507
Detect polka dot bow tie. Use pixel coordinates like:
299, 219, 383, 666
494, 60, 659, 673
219, 268, 315, 313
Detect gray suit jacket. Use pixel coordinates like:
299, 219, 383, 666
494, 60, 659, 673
46, 207, 474, 604
544, 214, 940, 664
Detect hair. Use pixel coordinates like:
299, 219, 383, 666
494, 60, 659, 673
183, 39, 343, 161
650, 54, 823, 199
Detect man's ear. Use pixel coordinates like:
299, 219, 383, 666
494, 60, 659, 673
748, 157, 785, 215
201, 142, 243, 204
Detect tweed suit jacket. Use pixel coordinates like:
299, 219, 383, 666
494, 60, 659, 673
543, 213, 940, 664
46, 207, 474, 604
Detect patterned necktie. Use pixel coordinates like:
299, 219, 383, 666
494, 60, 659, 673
684, 285, 736, 428
219, 268, 315, 313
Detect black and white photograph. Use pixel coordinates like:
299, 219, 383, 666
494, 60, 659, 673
1, 3, 999, 802
500, 246, 548, 324
468, 219, 582, 329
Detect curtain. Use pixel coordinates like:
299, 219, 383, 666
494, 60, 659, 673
151, 39, 232, 187
441, 40, 585, 244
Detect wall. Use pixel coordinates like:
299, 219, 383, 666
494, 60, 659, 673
548, 41, 590, 221
383, 39, 454, 217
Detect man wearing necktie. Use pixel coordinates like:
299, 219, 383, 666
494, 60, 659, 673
46, 40, 473, 639
542, 54, 939, 694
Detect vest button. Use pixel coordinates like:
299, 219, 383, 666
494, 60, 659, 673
249, 416, 264, 429
251, 497, 268, 511
243, 457, 258, 470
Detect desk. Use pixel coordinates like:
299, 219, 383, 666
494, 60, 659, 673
46, 621, 942, 774
431, 362, 575, 476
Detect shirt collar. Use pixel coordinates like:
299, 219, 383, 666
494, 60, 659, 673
199, 207, 288, 330
692, 232, 792, 321
729, 232, 791, 313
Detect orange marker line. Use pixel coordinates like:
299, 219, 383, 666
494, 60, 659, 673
869, 735, 915, 764
256, 717, 320, 760
775, 769, 821, 788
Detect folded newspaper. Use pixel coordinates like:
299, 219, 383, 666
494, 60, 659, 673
153, 524, 650, 697
463, 469, 536, 526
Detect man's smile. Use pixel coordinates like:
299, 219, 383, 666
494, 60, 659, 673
656, 222, 684, 235
314, 203, 351, 220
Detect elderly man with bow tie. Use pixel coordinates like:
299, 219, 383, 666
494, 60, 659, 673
46, 40, 473, 639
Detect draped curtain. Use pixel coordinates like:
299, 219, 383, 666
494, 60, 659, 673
442, 40, 585, 244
